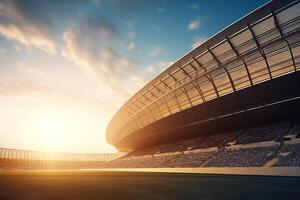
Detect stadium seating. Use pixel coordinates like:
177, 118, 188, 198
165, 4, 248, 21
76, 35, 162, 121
103, 154, 181, 168
275, 144, 300, 167
204, 146, 279, 167
161, 151, 217, 168
236, 122, 290, 144
191, 130, 242, 149
104, 119, 300, 168
290, 120, 300, 137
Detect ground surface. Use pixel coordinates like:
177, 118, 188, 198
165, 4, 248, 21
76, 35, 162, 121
0, 170, 300, 200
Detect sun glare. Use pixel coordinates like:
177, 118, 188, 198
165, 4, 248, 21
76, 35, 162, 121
33, 111, 67, 152
27, 107, 112, 153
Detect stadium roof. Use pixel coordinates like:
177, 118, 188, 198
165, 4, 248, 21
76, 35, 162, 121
106, 0, 300, 150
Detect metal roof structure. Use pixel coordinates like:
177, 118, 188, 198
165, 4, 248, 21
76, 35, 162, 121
106, 0, 300, 150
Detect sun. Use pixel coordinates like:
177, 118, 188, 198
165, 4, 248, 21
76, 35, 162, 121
33, 110, 67, 152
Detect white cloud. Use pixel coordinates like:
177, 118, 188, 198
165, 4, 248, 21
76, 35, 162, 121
0, 47, 6, 54
149, 47, 160, 56
0, 79, 117, 115
188, 18, 201, 31
143, 60, 173, 74
130, 75, 146, 89
154, 26, 161, 31
14, 45, 21, 52
157, 8, 164, 12
17, 64, 46, 79
191, 4, 199, 10
127, 42, 136, 51
191, 36, 206, 49
62, 17, 140, 96
128, 31, 136, 38
0, 1, 56, 54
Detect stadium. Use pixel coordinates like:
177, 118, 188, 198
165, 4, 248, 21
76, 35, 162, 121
103, 0, 300, 168
1, 0, 300, 199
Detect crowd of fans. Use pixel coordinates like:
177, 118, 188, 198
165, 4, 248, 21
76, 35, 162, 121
161, 151, 217, 168
275, 144, 300, 167
125, 130, 242, 158
236, 122, 290, 144
204, 146, 279, 167
102, 154, 180, 168
104, 120, 300, 168
290, 120, 300, 138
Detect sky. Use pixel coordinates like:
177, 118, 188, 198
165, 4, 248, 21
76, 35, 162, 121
0, 0, 269, 153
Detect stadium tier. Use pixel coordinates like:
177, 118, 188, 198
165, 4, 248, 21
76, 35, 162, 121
102, 119, 300, 168
106, 0, 300, 151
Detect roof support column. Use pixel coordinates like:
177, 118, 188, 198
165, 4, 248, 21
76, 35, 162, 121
163, 96, 172, 114
248, 24, 273, 79
226, 36, 253, 86
189, 62, 207, 103
272, 11, 297, 72
169, 74, 184, 111
161, 79, 182, 111
207, 48, 236, 92
161, 80, 175, 114
147, 90, 164, 119
178, 66, 193, 106
154, 102, 164, 119
193, 58, 220, 98
154, 85, 171, 116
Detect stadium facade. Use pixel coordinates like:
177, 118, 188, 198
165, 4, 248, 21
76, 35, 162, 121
106, 0, 300, 151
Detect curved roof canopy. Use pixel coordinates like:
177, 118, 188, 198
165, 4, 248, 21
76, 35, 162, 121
106, 0, 300, 149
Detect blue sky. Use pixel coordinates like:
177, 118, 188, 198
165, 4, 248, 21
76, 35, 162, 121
0, 0, 268, 153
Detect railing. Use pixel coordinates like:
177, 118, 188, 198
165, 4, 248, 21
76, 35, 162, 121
0, 147, 115, 168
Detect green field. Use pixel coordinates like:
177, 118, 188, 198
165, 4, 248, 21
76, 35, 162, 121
0, 170, 300, 200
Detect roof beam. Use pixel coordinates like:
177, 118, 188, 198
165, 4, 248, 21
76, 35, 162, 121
272, 11, 297, 71
247, 23, 273, 79
226, 36, 253, 86
161, 79, 172, 90
191, 57, 220, 98
226, 36, 240, 60
207, 48, 236, 92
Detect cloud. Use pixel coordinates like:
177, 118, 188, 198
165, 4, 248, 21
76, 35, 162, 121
127, 42, 136, 51
143, 60, 173, 74
16, 63, 46, 79
191, 4, 199, 10
130, 75, 147, 89
153, 26, 161, 32
191, 36, 206, 49
0, 80, 54, 97
127, 60, 173, 90
128, 31, 135, 38
62, 15, 140, 96
119, 57, 139, 67
0, 0, 56, 54
188, 18, 201, 31
157, 8, 164, 12
14, 44, 21, 52
149, 47, 160, 56
0, 79, 117, 114
0, 47, 6, 54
